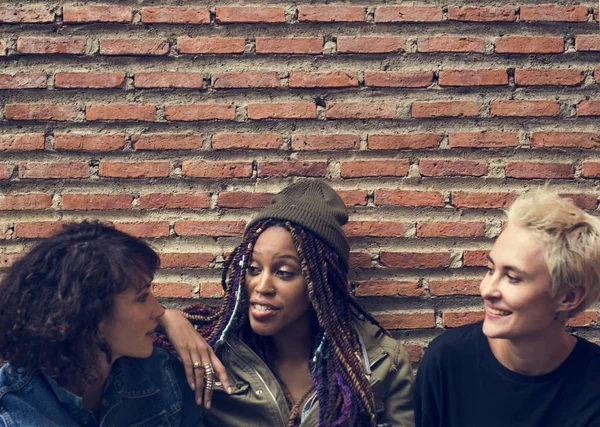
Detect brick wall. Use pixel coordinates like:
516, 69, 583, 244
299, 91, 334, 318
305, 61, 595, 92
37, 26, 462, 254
1, 2, 599, 365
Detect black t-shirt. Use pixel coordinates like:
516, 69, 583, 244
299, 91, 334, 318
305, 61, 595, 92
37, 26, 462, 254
414, 322, 600, 427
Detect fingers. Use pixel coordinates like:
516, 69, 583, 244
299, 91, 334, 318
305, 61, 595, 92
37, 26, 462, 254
192, 359, 205, 406
179, 351, 197, 392
202, 362, 215, 410
209, 349, 232, 394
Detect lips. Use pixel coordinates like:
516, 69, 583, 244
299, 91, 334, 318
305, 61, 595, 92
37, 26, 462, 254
249, 299, 280, 320
486, 306, 512, 316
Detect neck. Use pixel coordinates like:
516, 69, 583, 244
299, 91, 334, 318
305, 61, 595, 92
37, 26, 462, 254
488, 325, 577, 376
272, 314, 315, 364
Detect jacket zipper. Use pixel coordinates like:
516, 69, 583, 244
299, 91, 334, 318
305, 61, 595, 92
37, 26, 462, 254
225, 340, 286, 427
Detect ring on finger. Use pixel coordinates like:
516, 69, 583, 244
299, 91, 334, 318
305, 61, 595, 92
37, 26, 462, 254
203, 363, 214, 375
205, 379, 215, 390
193, 361, 202, 369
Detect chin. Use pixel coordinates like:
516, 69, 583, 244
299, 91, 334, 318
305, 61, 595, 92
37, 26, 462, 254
482, 320, 511, 339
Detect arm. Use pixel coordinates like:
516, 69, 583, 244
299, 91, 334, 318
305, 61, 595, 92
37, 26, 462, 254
413, 347, 441, 427
380, 345, 415, 427
158, 309, 231, 409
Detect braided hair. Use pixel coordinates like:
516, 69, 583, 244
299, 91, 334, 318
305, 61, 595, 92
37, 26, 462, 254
190, 219, 384, 426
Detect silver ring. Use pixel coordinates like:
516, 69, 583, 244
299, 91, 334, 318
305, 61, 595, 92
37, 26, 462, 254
203, 363, 214, 376
205, 379, 215, 389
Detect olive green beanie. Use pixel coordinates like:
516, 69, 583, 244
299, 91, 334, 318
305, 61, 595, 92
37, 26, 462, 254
247, 180, 350, 270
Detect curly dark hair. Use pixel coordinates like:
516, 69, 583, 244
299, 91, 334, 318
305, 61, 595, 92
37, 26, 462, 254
0, 221, 159, 386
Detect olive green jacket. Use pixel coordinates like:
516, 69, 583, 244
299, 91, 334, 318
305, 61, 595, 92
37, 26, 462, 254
206, 319, 415, 427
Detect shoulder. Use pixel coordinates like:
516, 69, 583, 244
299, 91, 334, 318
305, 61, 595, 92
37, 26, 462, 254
424, 322, 481, 360
355, 319, 410, 367
575, 337, 600, 369
0, 364, 35, 400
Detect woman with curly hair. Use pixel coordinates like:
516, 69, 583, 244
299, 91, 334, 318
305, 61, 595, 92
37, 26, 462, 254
161, 180, 415, 426
0, 221, 205, 426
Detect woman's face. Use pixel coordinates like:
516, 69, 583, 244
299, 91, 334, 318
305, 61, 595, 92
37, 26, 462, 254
480, 223, 562, 341
99, 278, 165, 360
246, 226, 312, 339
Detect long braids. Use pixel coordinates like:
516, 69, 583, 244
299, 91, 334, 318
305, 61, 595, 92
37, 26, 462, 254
202, 219, 380, 426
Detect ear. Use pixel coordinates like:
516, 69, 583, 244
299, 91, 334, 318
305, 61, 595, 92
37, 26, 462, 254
555, 286, 585, 315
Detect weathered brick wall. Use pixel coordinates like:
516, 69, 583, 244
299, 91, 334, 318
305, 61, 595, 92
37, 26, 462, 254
1, 2, 599, 365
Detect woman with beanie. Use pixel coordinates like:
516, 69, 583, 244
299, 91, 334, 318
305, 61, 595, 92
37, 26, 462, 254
414, 190, 600, 426
160, 180, 415, 426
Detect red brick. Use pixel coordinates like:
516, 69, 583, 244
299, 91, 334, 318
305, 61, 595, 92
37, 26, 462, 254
344, 221, 405, 237
418, 221, 486, 238
515, 69, 585, 86
298, 6, 365, 22
86, 104, 155, 121
404, 344, 424, 364
140, 193, 210, 209
248, 102, 316, 119
19, 162, 88, 179
182, 161, 252, 178
495, 36, 563, 54
0, 134, 45, 151
364, 71, 433, 88
520, 5, 588, 22
14, 221, 65, 238
0, 164, 10, 180
448, 6, 515, 22
99, 161, 170, 178
582, 162, 600, 178
212, 72, 279, 88
349, 251, 372, 268
337, 36, 404, 54
256, 38, 322, 54
0, 6, 54, 23
567, 311, 598, 327
213, 133, 282, 150
55, 72, 124, 88
375, 6, 443, 22
216, 7, 285, 23
491, 100, 559, 117
100, 39, 169, 56
132, 134, 203, 151
576, 35, 600, 52
159, 252, 214, 268
375, 312, 436, 330
164, 104, 235, 121
449, 131, 518, 148
292, 134, 359, 151
141, 7, 210, 24
134, 72, 204, 89
505, 162, 574, 179
289, 71, 357, 88
438, 70, 508, 87
339, 190, 368, 207
451, 192, 517, 209
443, 311, 484, 327
177, 37, 245, 54
0, 73, 46, 89
6, 104, 79, 121
217, 192, 273, 208
63, 5, 132, 23
54, 134, 125, 151
355, 280, 422, 297
62, 194, 132, 210
375, 190, 444, 207
368, 133, 440, 150
380, 251, 450, 268
199, 283, 224, 298
532, 132, 600, 148
0, 253, 22, 269
0, 193, 52, 210
258, 161, 327, 177
0, 40, 6, 56
17, 37, 86, 54
114, 222, 170, 238
560, 193, 598, 210
340, 160, 409, 178
326, 102, 396, 119
174, 220, 245, 237
429, 279, 480, 296
417, 37, 485, 53
412, 101, 479, 118
152, 283, 193, 298
463, 250, 489, 267
577, 101, 600, 117
420, 160, 488, 177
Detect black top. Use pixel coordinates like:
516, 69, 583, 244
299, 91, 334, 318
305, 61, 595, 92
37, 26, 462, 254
414, 322, 600, 427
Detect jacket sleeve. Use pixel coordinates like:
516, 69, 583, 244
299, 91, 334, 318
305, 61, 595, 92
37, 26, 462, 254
379, 344, 415, 427
413, 346, 441, 427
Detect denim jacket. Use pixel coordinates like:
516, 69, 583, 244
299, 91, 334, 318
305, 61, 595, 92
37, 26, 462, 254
0, 348, 203, 427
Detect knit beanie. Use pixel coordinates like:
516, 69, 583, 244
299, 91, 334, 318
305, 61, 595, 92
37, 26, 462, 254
247, 180, 350, 270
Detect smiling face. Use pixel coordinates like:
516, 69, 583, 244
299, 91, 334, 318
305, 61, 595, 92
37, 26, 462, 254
246, 226, 313, 339
481, 223, 563, 341
98, 280, 165, 360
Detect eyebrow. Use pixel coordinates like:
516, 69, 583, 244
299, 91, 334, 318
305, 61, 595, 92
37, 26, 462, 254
136, 283, 152, 294
251, 252, 299, 262
486, 255, 527, 275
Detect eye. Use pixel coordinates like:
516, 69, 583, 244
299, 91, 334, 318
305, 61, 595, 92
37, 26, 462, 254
507, 275, 522, 284
247, 265, 261, 276
276, 269, 295, 279
485, 265, 495, 275
137, 292, 150, 303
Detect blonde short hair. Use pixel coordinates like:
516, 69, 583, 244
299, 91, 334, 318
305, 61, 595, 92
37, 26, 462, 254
507, 189, 600, 317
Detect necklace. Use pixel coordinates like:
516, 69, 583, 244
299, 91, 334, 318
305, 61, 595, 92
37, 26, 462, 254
273, 370, 314, 426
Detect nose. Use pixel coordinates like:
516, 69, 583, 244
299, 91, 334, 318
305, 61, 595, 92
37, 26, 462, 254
150, 293, 166, 319
253, 270, 275, 295
480, 271, 501, 300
